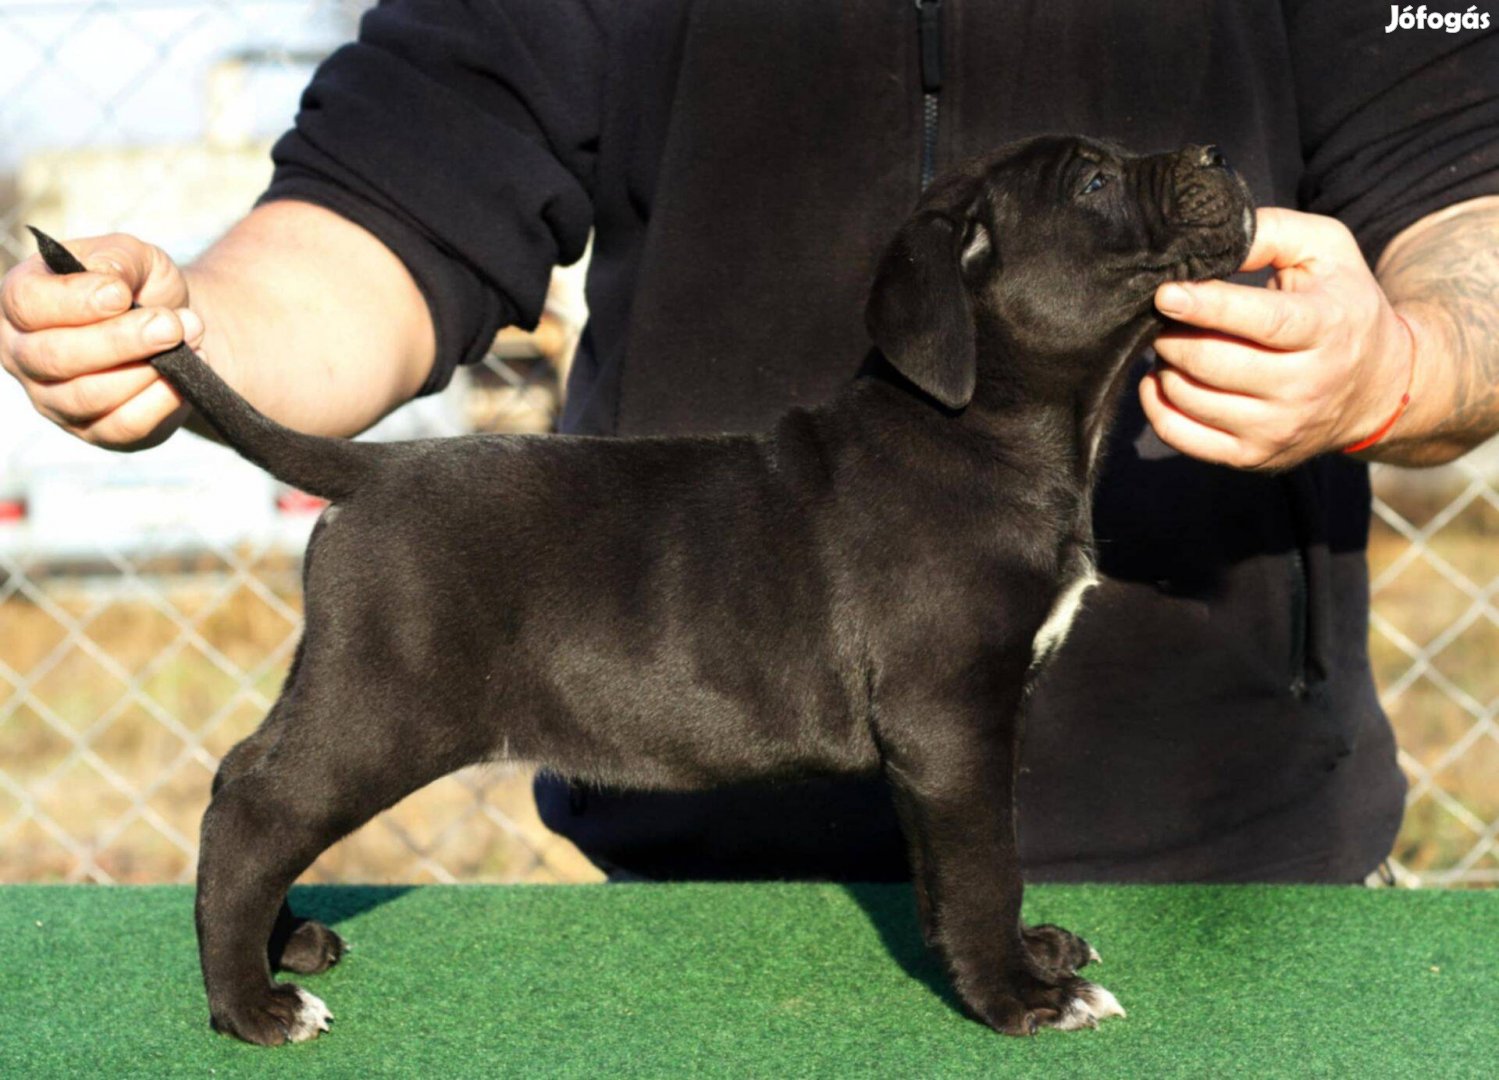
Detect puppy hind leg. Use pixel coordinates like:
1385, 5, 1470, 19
196, 708, 460, 1046
210, 703, 344, 977
197, 774, 335, 1046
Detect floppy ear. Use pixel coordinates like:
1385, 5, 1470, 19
864, 212, 979, 409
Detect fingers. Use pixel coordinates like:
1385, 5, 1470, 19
1142, 358, 1318, 471
2, 303, 203, 450
1240, 207, 1359, 274
1, 231, 198, 450
2, 259, 133, 331
1154, 207, 1366, 349
4, 233, 181, 329
1139, 369, 1244, 460
1152, 327, 1284, 396
77, 378, 190, 451
1151, 362, 1267, 434
1156, 279, 1325, 350
28, 362, 161, 426
1141, 207, 1391, 471
6, 306, 200, 382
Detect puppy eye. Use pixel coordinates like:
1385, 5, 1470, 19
1082, 173, 1108, 195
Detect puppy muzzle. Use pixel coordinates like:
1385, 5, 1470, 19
1152, 146, 1256, 278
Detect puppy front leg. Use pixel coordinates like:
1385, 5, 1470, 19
877, 694, 1122, 1035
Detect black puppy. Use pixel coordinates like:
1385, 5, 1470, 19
32, 135, 1253, 1044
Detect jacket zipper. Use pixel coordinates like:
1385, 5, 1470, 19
1281, 470, 1323, 701
916, 0, 944, 189
1287, 547, 1309, 699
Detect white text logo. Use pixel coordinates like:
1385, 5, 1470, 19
1385, 5, 1491, 31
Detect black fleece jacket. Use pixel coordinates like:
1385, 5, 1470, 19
261, 1, 1499, 883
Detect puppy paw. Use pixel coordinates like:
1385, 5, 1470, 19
274, 918, 346, 975
1046, 978, 1125, 1031
211, 984, 333, 1046
1023, 923, 1097, 977
968, 975, 1124, 1036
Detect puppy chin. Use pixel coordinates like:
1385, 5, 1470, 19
1175, 208, 1256, 282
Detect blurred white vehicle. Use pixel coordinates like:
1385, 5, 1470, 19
0, 374, 469, 569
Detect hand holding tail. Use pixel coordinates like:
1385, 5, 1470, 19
2, 226, 200, 449
27, 227, 378, 501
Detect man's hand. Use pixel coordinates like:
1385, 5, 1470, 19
0, 232, 204, 450
1140, 207, 1416, 471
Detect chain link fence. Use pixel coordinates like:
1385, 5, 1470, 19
1, 1, 1494, 888
1369, 451, 1499, 887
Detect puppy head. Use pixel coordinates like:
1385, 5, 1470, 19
865, 135, 1256, 408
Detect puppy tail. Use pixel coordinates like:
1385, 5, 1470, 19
30, 227, 378, 502
148, 344, 379, 502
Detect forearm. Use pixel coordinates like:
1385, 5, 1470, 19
183, 199, 436, 439
1367, 195, 1499, 467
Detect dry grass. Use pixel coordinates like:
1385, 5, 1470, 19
1, 500, 1494, 886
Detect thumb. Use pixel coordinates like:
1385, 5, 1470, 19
1240, 207, 1362, 276
72, 233, 187, 309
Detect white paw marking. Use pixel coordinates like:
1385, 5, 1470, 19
1031, 567, 1099, 666
287, 987, 333, 1042
1088, 945, 1103, 965
1078, 981, 1125, 1020
1052, 980, 1125, 1031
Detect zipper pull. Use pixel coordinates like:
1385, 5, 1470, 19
917, 0, 944, 94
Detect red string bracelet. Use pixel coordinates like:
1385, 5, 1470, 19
1342, 316, 1417, 455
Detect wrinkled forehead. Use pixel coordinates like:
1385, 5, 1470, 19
927, 136, 1133, 213
990, 136, 1131, 200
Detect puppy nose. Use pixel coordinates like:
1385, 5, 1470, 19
1198, 145, 1228, 169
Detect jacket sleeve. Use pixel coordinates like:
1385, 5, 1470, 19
1282, 1, 1499, 263
258, 0, 607, 394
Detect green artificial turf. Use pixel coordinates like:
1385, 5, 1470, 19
1, 882, 1494, 1078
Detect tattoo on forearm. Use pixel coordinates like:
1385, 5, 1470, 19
1376, 201, 1499, 465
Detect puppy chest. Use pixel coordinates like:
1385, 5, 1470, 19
1031, 563, 1099, 666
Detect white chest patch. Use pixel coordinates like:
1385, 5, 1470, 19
1031, 567, 1099, 667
